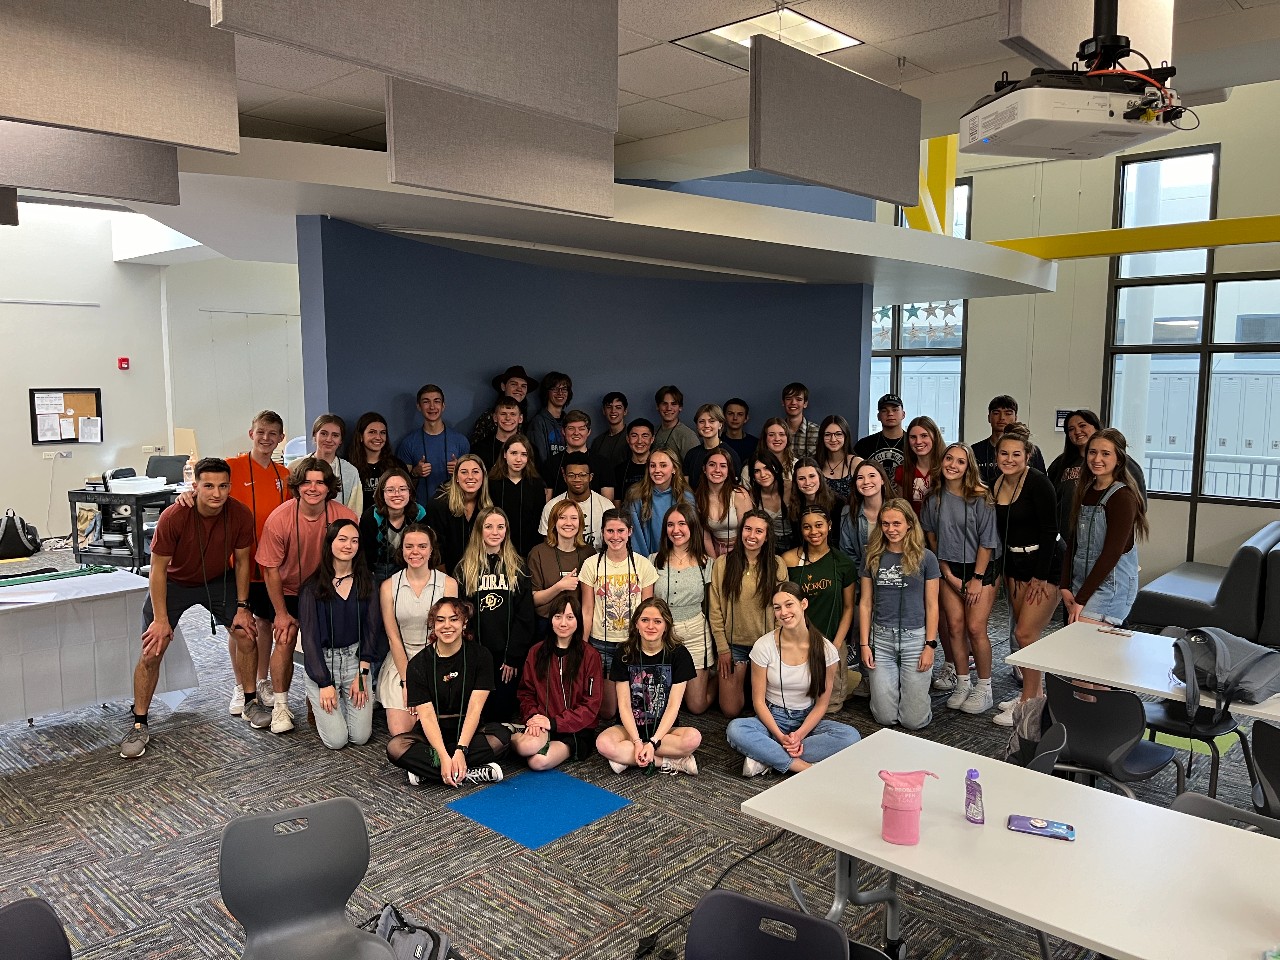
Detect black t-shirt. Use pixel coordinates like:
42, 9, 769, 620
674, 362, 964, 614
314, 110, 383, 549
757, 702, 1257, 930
613, 459, 648, 500
609, 645, 696, 734
722, 434, 758, 466
406, 643, 495, 726
972, 437, 1047, 488
853, 432, 906, 473
547, 450, 611, 497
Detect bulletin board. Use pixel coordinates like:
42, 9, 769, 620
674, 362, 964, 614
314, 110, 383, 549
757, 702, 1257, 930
29, 388, 103, 445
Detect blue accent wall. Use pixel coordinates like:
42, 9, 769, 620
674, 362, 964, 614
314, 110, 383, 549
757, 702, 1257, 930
297, 216, 871, 444
619, 172, 876, 222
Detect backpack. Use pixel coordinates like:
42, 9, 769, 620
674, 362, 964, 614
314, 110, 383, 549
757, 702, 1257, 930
359, 903, 452, 960
1168, 626, 1280, 723
0, 510, 40, 559
1002, 694, 1052, 766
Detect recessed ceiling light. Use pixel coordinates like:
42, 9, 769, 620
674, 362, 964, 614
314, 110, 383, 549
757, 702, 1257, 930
674, 8, 861, 70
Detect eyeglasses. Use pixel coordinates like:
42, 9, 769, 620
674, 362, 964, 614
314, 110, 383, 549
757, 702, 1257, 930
564, 471, 591, 480
823, 432, 844, 439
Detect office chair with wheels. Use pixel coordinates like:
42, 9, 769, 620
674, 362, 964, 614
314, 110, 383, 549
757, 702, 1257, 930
1045, 674, 1185, 799
219, 797, 395, 960
1254, 720, 1280, 818
1026, 723, 1068, 776
684, 890, 877, 960
1171, 791, 1280, 839
1142, 699, 1253, 798
0, 897, 72, 960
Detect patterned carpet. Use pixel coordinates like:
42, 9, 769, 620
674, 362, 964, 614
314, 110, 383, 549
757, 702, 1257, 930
0, 552, 1260, 959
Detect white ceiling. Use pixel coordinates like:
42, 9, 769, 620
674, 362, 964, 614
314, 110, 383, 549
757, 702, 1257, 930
179, 0, 1280, 154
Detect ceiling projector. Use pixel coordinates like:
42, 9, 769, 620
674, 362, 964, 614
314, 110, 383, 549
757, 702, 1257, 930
959, 1, 1187, 160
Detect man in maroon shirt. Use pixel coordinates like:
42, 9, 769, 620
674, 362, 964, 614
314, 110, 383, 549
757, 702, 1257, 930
121, 458, 257, 759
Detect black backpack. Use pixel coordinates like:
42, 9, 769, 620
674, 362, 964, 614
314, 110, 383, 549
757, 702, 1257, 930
359, 903, 452, 960
0, 510, 39, 559
1168, 626, 1280, 723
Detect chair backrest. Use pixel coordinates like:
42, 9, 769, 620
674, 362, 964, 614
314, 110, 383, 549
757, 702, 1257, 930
1045, 674, 1146, 778
1254, 720, 1280, 817
0, 897, 72, 960
219, 797, 371, 934
1171, 791, 1280, 839
146, 454, 190, 484
1027, 722, 1068, 776
1220, 520, 1280, 611
684, 890, 851, 960
1261, 541, 1280, 648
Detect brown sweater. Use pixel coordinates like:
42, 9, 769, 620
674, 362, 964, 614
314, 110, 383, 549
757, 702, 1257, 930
527, 542, 596, 618
708, 555, 789, 649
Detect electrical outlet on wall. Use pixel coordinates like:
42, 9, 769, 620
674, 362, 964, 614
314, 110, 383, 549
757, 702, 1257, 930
42, 452, 56, 460
143, 445, 155, 454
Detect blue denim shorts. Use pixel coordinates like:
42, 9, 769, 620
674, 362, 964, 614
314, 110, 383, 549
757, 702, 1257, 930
730, 643, 753, 665
590, 638, 621, 674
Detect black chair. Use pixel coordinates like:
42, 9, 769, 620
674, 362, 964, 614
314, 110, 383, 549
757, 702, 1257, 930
685, 890, 875, 960
1044, 674, 1185, 799
0, 897, 72, 960
1143, 700, 1254, 798
1254, 720, 1280, 818
219, 798, 395, 960
1026, 723, 1068, 776
1171, 791, 1280, 839
146, 454, 190, 484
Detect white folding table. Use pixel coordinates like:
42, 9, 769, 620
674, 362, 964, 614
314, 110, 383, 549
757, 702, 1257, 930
741, 728, 1280, 960
0, 570, 197, 724
1005, 621, 1280, 723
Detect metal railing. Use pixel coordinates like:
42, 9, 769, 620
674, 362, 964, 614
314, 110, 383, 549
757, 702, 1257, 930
1142, 451, 1280, 500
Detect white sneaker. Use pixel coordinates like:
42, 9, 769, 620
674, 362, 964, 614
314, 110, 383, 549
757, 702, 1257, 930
998, 696, 1021, 712
256, 680, 274, 708
608, 760, 627, 774
661, 755, 698, 776
992, 706, 1016, 727
946, 679, 972, 710
464, 763, 503, 784
932, 662, 958, 692
407, 772, 421, 786
228, 684, 244, 715
270, 698, 295, 734
959, 685, 994, 715
742, 757, 769, 778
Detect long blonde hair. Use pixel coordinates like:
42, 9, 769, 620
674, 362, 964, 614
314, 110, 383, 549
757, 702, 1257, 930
864, 498, 926, 578
444, 454, 494, 516
625, 449, 693, 524
457, 506, 524, 594
928, 442, 989, 504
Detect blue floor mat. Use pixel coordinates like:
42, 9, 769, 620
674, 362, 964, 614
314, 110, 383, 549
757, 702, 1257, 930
446, 768, 630, 849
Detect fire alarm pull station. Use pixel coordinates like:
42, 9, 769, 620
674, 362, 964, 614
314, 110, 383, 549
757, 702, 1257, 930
118, 358, 130, 370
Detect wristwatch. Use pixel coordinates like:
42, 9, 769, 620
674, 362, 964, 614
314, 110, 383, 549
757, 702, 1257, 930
235, 600, 251, 610
924, 639, 939, 649
359, 668, 370, 676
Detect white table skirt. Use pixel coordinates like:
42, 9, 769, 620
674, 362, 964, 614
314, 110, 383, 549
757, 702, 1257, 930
0, 571, 197, 723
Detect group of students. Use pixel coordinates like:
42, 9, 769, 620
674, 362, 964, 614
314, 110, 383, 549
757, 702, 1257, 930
121, 371, 1149, 786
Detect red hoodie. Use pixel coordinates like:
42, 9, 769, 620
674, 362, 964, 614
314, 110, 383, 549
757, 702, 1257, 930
517, 641, 604, 734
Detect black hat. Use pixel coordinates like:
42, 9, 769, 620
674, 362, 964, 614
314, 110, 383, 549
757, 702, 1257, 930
877, 393, 903, 410
492, 365, 534, 391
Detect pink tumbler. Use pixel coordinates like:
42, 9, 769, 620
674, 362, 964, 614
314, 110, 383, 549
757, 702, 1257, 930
878, 769, 939, 845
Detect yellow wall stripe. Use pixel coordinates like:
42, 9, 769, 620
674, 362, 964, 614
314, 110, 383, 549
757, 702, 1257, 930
904, 134, 957, 235
988, 215, 1280, 259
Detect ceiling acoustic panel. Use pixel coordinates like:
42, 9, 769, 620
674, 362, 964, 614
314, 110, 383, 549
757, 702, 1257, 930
748, 35, 921, 208
0, 0, 237, 153
0, 121, 180, 205
999, 0, 1174, 70
213, 0, 618, 132
387, 79, 614, 218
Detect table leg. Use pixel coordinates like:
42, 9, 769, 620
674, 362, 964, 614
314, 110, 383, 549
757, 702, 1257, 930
788, 852, 904, 953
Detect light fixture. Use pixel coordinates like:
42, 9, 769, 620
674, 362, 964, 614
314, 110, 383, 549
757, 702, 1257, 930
674, 7, 861, 70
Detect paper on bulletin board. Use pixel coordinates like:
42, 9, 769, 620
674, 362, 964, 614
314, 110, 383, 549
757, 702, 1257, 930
36, 414, 60, 441
59, 418, 75, 439
34, 392, 64, 414
78, 416, 102, 443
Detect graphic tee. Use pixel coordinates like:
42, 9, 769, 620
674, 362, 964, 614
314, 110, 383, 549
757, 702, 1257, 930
577, 553, 659, 642
609, 645, 696, 736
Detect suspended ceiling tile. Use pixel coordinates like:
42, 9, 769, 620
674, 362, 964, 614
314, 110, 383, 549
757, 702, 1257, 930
618, 90, 647, 106
661, 76, 750, 120
1236, 0, 1279, 7
321, 133, 385, 151
799, 0, 1000, 44
823, 44, 933, 84
615, 132, 639, 144
877, 16, 1012, 73
233, 34, 357, 91
303, 69, 388, 112
246, 95, 385, 134
350, 123, 387, 144
618, 0, 808, 42
1175, 0, 1240, 20
237, 79, 293, 112
619, 25, 660, 54
238, 114, 336, 144
618, 43, 745, 100
617, 99, 719, 139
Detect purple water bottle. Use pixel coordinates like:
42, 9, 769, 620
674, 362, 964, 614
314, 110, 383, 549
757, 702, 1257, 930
965, 768, 985, 825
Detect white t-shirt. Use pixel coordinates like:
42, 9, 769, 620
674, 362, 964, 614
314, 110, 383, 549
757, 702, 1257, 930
539, 491, 615, 549
578, 552, 658, 642
748, 632, 840, 711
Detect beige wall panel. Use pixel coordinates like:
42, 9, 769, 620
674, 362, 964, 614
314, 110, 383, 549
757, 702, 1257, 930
1193, 503, 1280, 568
1142, 498, 1192, 583
387, 79, 614, 218
0, 0, 238, 153
213, 0, 617, 132
0, 121, 179, 205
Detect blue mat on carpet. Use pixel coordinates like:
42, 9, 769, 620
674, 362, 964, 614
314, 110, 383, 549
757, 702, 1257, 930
446, 769, 630, 849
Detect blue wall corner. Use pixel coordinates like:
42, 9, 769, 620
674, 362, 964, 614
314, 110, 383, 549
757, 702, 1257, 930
619, 172, 876, 222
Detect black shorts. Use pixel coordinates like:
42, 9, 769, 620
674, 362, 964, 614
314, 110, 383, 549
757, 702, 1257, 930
546, 730, 596, 761
246, 581, 274, 619
144, 572, 237, 632
944, 561, 998, 587
1000, 549, 1044, 584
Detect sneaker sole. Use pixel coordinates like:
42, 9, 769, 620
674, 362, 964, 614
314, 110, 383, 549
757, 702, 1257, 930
270, 722, 295, 734
959, 701, 993, 715
992, 711, 1015, 727
120, 744, 147, 759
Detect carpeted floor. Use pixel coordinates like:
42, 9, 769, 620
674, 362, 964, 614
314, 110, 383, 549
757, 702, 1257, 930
0, 551, 1259, 960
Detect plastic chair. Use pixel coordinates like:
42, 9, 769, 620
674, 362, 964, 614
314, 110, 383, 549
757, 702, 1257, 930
1143, 700, 1254, 798
219, 798, 395, 960
1254, 720, 1280, 818
1026, 723, 1068, 776
1044, 674, 1185, 799
0, 897, 72, 960
684, 890, 866, 960
1171, 791, 1280, 839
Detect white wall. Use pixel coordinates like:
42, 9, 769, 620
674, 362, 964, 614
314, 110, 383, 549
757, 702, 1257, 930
163, 258, 302, 461
0, 203, 168, 536
957, 79, 1280, 579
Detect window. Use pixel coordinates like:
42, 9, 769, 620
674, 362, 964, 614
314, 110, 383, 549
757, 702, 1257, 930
1105, 146, 1280, 504
872, 180, 969, 441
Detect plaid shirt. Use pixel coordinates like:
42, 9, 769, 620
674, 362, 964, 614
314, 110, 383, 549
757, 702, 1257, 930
791, 418, 820, 458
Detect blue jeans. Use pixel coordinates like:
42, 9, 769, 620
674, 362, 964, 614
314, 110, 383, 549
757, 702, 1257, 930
866, 625, 933, 731
590, 638, 621, 675
727, 703, 860, 774
304, 643, 373, 750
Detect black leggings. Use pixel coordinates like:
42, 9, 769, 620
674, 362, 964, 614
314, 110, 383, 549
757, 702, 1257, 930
386, 723, 511, 780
